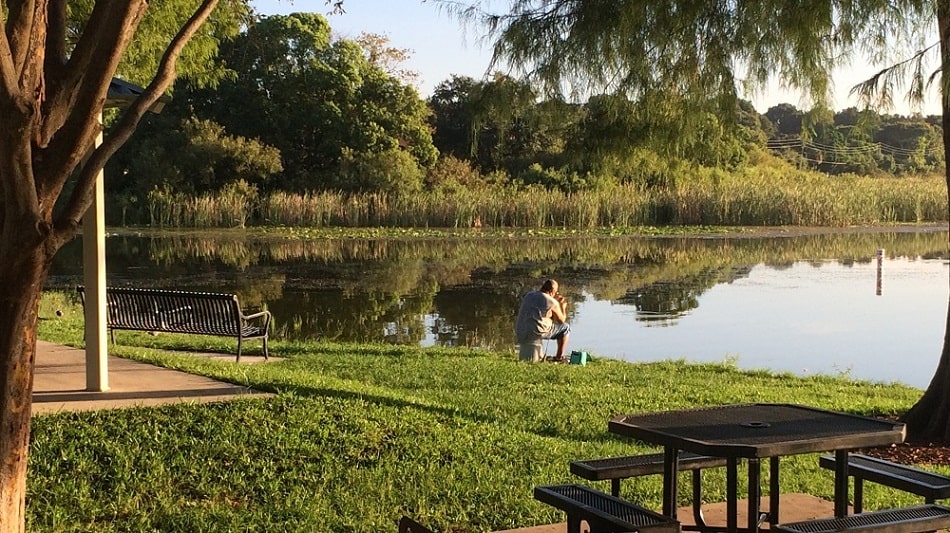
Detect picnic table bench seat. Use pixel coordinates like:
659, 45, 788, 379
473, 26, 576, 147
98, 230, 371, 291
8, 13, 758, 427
774, 504, 950, 533
77, 286, 271, 362
819, 454, 950, 513
535, 484, 681, 533
571, 451, 728, 529
571, 452, 729, 497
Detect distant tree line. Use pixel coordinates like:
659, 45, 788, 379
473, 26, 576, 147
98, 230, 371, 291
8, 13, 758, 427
106, 12, 945, 222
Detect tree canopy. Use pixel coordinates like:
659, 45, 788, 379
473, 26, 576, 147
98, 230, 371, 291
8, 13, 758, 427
184, 13, 438, 193
461, 0, 939, 113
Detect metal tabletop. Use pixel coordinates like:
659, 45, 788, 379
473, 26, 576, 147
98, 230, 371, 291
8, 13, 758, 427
608, 403, 906, 458
608, 403, 906, 533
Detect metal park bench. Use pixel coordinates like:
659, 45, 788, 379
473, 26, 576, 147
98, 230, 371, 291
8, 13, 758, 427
819, 454, 950, 513
77, 286, 272, 362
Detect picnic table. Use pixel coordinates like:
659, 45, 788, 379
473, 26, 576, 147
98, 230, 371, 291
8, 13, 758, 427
608, 403, 907, 533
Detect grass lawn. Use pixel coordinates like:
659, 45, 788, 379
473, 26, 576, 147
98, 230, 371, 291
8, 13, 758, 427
30, 291, 940, 532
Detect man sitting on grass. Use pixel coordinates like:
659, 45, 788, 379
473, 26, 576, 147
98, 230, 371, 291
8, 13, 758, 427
515, 279, 571, 362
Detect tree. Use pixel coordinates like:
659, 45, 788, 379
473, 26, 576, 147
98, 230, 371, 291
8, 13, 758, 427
108, 114, 283, 202
896, 1, 950, 434
189, 13, 437, 193
353, 32, 421, 86
445, 0, 948, 439
429, 74, 579, 177
766, 104, 805, 138
429, 75, 483, 161
0, 0, 257, 529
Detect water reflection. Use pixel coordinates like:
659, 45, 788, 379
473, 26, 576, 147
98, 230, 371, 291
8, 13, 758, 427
48, 228, 949, 387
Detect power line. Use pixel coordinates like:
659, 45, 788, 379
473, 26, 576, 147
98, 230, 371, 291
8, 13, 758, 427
766, 138, 943, 157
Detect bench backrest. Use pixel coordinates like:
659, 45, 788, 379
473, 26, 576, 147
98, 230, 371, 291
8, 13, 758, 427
78, 287, 243, 336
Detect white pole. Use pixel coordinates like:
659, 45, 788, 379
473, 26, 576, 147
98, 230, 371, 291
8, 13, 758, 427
81, 118, 109, 391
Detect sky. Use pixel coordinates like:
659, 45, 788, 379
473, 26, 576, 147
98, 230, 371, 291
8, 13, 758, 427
252, 0, 942, 116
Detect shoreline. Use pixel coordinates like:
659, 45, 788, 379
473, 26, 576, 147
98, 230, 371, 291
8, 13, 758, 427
104, 222, 950, 240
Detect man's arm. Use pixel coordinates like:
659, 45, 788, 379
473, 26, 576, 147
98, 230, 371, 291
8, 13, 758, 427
550, 294, 567, 323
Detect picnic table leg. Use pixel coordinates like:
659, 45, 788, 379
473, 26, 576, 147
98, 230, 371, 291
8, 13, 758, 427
727, 457, 738, 533
834, 449, 849, 517
691, 468, 710, 529
662, 446, 680, 519
769, 456, 780, 526
747, 458, 761, 533
567, 515, 582, 533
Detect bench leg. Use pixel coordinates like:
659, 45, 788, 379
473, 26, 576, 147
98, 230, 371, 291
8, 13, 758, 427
611, 478, 620, 497
236, 337, 243, 363
262, 337, 269, 359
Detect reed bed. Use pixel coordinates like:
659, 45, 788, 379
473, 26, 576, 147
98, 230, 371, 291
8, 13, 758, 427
142, 170, 947, 229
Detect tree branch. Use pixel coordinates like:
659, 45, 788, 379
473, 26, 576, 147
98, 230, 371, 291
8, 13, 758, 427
45, 0, 68, 75
37, 0, 145, 149
34, 1, 147, 206
54, 0, 222, 244
6, 0, 37, 76
849, 41, 940, 111
0, 10, 21, 101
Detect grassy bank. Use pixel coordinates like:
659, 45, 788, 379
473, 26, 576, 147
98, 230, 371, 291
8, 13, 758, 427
31, 293, 938, 532
138, 168, 948, 229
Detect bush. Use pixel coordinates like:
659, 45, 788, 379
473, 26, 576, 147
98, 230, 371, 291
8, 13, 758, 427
339, 148, 424, 194
424, 156, 485, 193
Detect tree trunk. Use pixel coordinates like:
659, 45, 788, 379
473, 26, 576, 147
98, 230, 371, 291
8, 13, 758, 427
0, 2, 219, 530
902, 297, 950, 440
0, 237, 52, 533
900, 0, 950, 441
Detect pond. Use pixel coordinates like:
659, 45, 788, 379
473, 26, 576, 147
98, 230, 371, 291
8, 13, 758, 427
48, 227, 949, 388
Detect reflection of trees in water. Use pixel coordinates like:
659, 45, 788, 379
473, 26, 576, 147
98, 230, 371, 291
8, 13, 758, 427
615, 266, 752, 325
271, 287, 435, 343
431, 286, 522, 349
47, 229, 949, 346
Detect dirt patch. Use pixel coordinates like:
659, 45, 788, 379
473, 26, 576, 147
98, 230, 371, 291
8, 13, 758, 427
863, 438, 950, 466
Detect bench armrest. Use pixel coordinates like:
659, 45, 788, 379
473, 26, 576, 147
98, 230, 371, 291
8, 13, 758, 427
241, 309, 272, 329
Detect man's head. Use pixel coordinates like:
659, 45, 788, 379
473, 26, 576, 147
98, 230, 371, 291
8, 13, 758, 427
540, 279, 558, 295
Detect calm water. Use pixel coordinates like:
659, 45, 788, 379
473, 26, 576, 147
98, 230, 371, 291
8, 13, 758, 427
572, 258, 949, 388
49, 228, 949, 388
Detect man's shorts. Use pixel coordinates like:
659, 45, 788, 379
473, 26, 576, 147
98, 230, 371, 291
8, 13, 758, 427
542, 322, 570, 340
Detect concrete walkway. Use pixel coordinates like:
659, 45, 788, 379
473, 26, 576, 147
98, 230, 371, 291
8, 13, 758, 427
32, 340, 272, 415
31, 341, 837, 531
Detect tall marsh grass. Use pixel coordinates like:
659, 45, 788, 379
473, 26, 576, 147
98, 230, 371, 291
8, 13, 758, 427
142, 169, 947, 228
148, 181, 259, 228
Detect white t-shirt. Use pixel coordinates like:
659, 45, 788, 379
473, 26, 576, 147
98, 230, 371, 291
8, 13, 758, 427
514, 290, 558, 343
